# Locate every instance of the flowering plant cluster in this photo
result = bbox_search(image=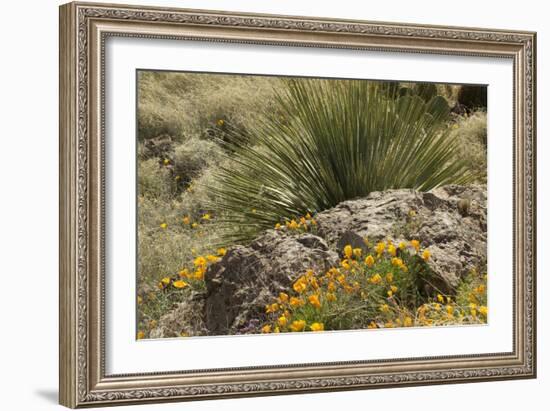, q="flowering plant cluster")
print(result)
[274,213,318,233]
[259,240,487,333]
